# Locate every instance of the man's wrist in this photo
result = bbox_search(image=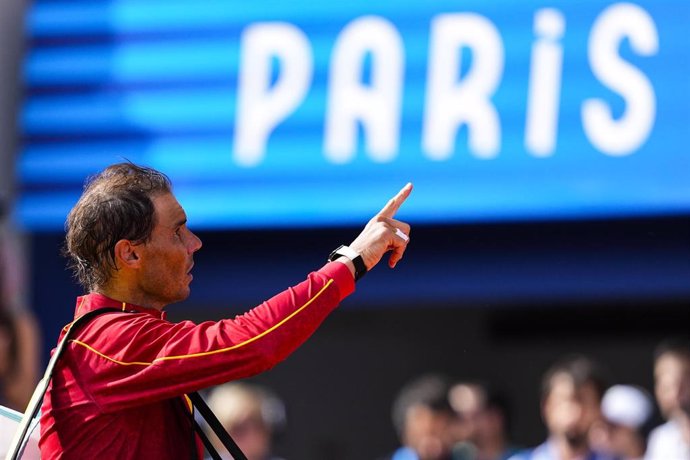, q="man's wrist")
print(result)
[328,245,367,281]
[332,257,356,280]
